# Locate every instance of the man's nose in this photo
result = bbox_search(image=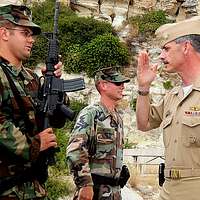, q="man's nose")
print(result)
[159,49,166,60]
